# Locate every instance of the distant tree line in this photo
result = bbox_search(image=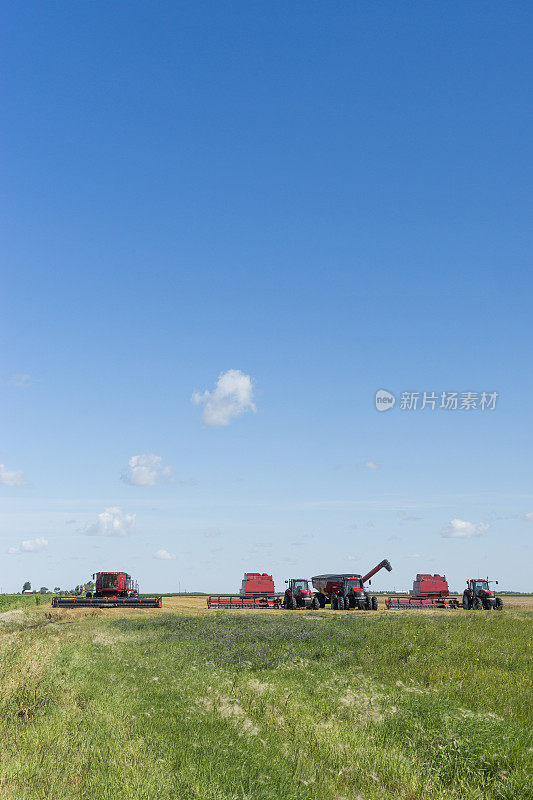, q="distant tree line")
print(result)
[21,581,95,595]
